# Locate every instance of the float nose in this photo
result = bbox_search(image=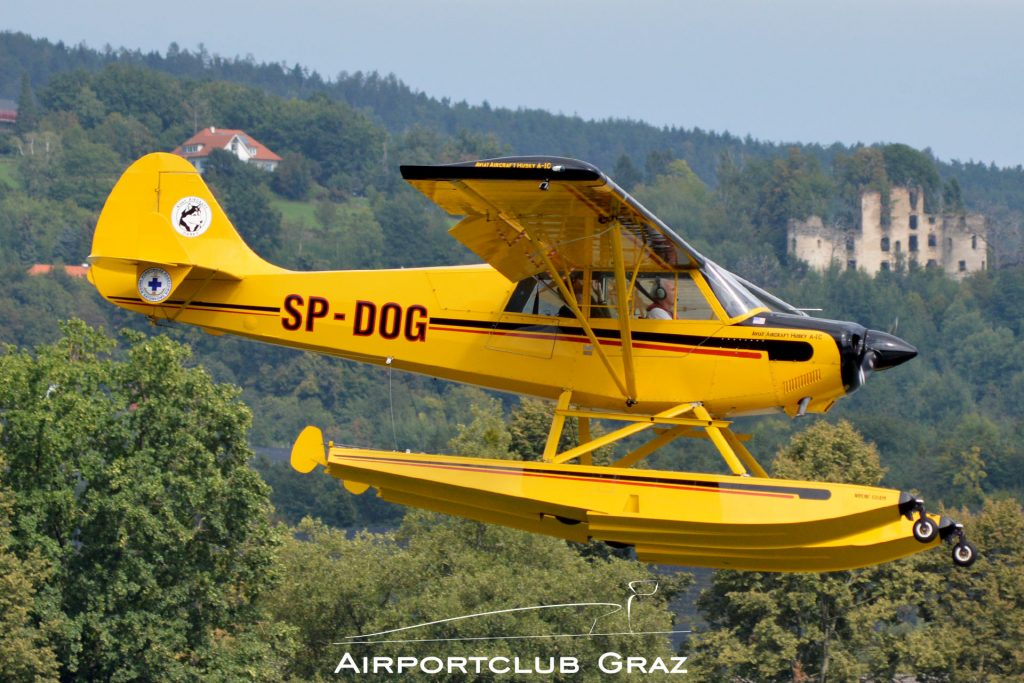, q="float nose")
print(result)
[864,330,918,371]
